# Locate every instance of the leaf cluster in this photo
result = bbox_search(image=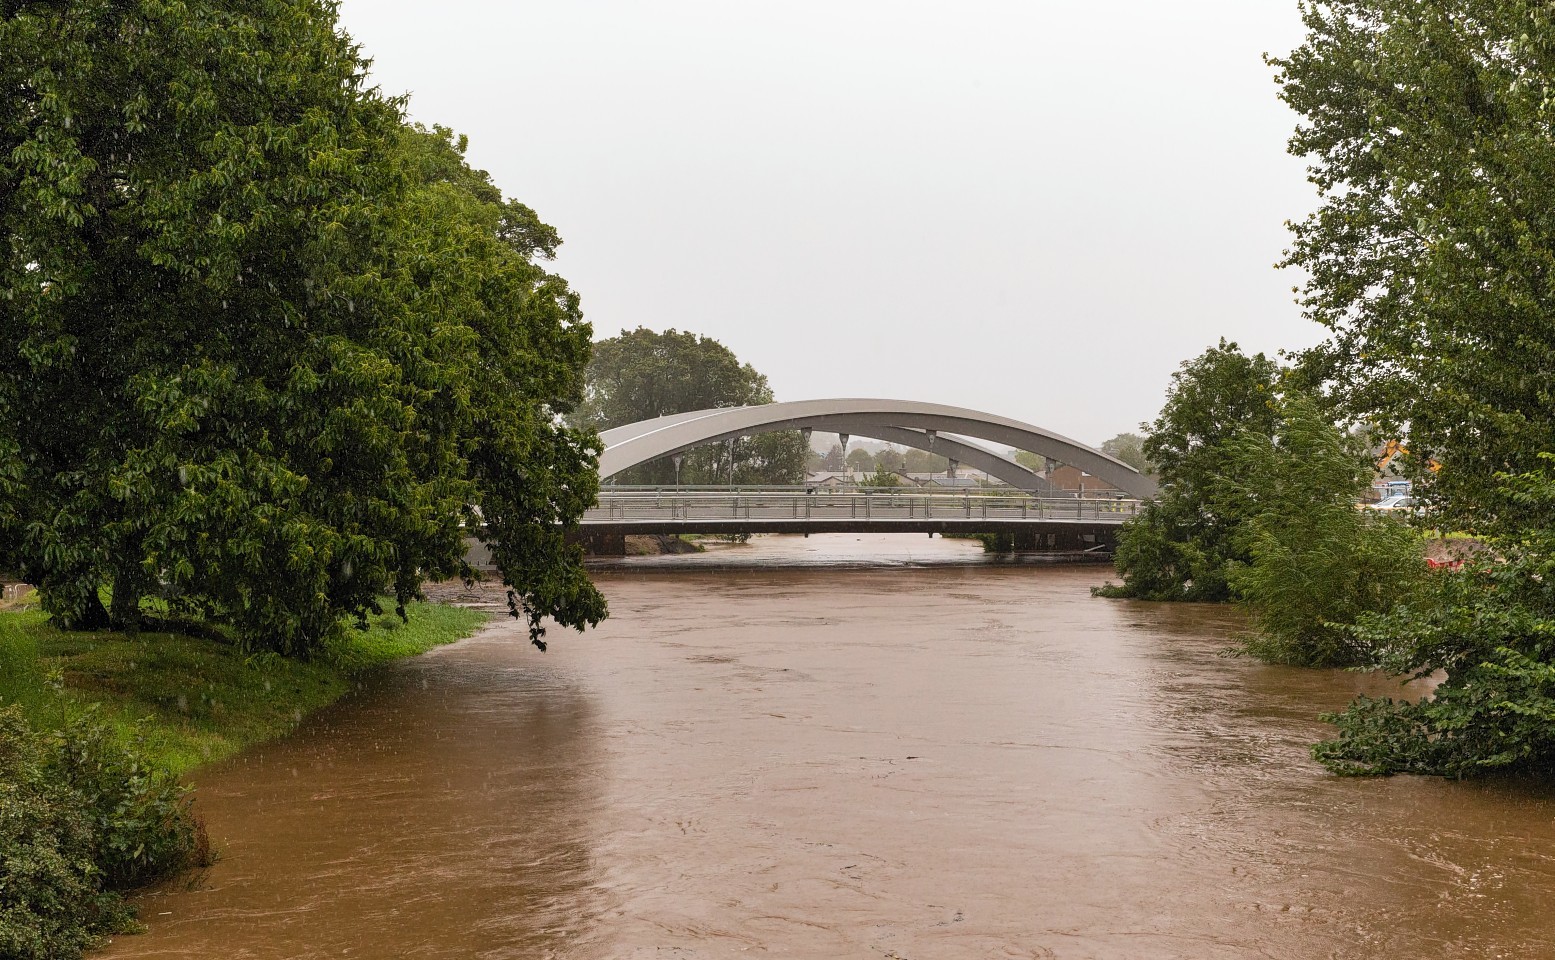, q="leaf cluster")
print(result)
[0,703,197,960]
